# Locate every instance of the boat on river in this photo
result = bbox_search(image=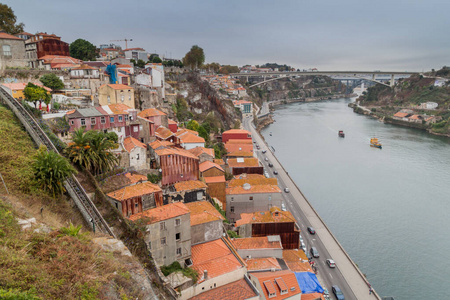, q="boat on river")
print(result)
[370,138,382,149]
[338,130,345,138]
